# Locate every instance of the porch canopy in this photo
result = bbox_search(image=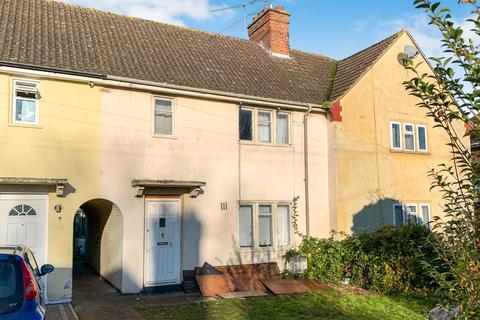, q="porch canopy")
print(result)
[0,177,69,197]
[131,179,206,197]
